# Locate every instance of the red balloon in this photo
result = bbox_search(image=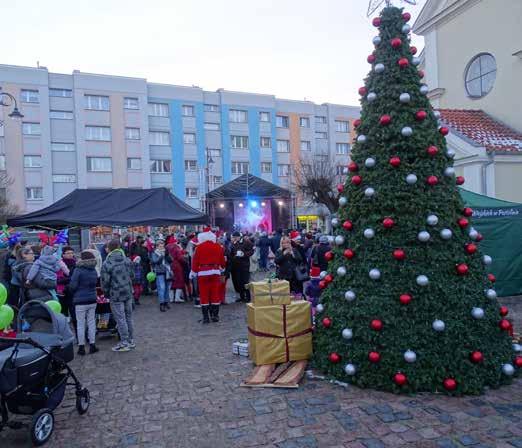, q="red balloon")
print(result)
[499,319,511,331]
[418,70,425,78]
[456,263,469,276]
[398,58,410,68]
[465,243,477,254]
[322,317,332,328]
[348,161,359,172]
[470,351,484,363]
[380,114,392,126]
[458,218,469,228]
[499,306,509,317]
[367,54,376,64]
[415,110,428,121]
[351,175,362,186]
[344,249,355,259]
[394,372,408,386]
[353,119,361,128]
[393,249,406,261]
[488,273,496,283]
[439,126,450,136]
[358,86,367,96]
[370,319,383,331]
[399,294,412,305]
[329,352,341,363]
[324,274,334,284]
[389,156,401,167]
[463,207,473,217]
[343,220,353,231]
[372,17,381,27]
[410,46,418,55]
[426,175,439,186]
[319,280,327,290]
[515,356,522,368]
[391,38,402,49]
[383,217,395,229]
[443,378,457,391]
[337,184,344,193]
[368,351,381,363]
[324,251,334,261]
[456,176,465,185]
[402,12,411,22]
[427,145,438,156]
